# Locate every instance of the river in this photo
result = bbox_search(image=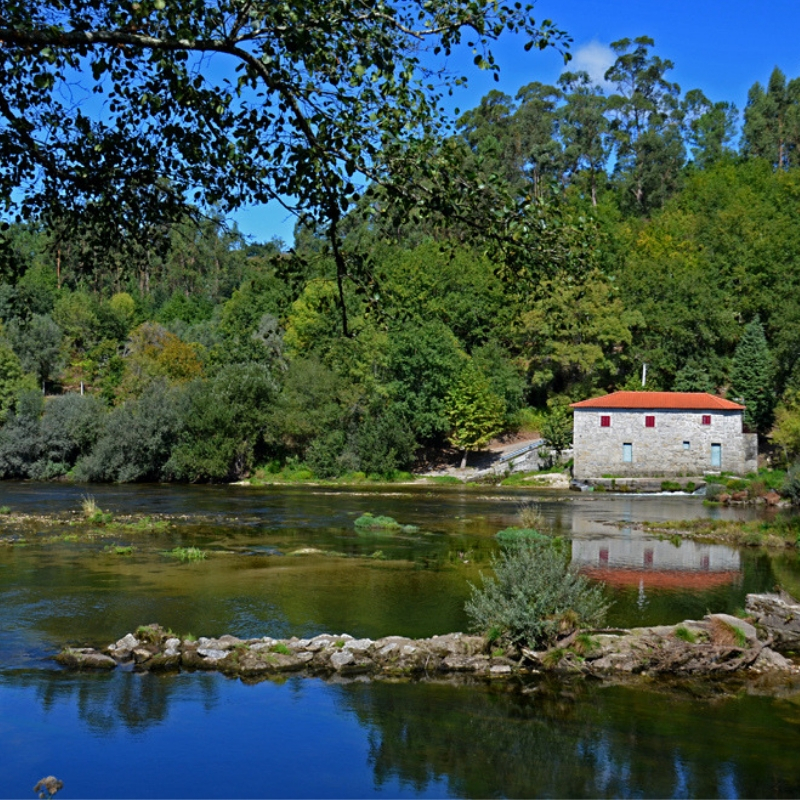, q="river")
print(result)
[1,483,799,798]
